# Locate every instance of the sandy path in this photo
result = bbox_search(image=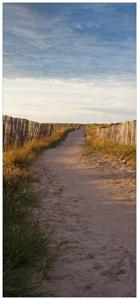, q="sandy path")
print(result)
[32,127,136,297]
